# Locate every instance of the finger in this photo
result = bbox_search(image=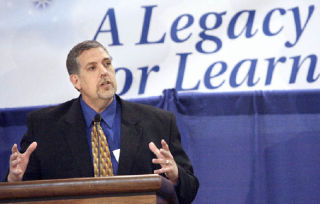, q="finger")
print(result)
[11,144,18,154]
[24,142,37,158]
[154,169,162,175]
[148,142,161,158]
[161,139,170,151]
[160,148,173,159]
[11,169,22,176]
[11,158,20,167]
[10,152,19,162]
[152,158,170,165]
[154,167,170,175]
